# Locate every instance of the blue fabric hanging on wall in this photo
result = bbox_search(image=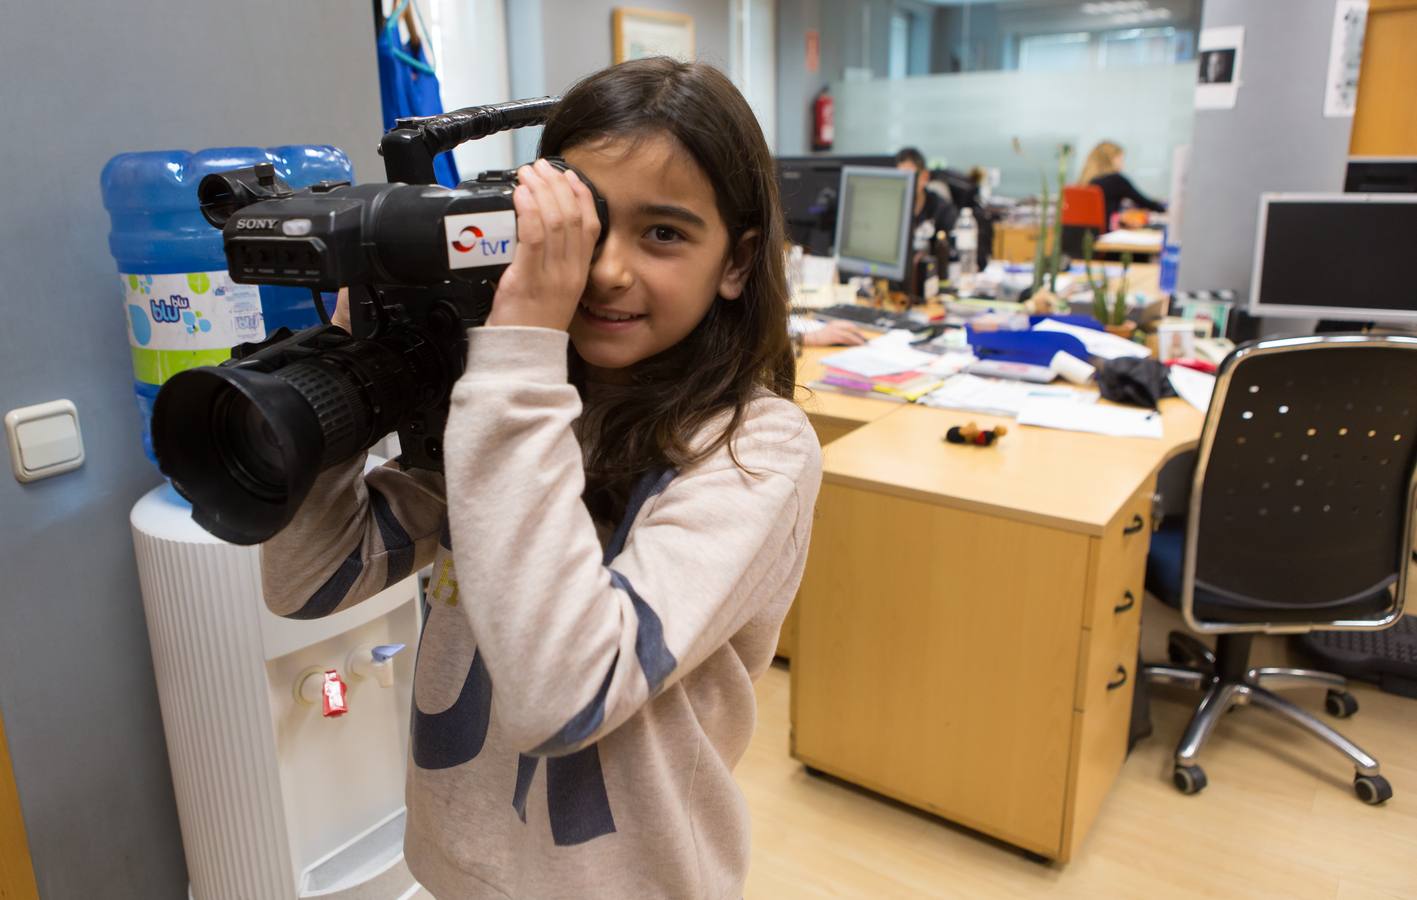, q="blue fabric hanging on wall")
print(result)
[376,5,460,187]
